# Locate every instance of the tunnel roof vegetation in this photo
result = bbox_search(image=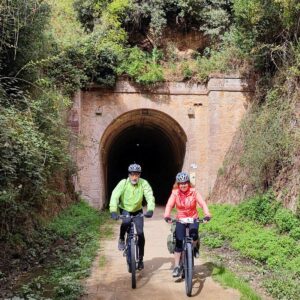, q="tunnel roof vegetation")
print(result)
[39,0,300,90]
